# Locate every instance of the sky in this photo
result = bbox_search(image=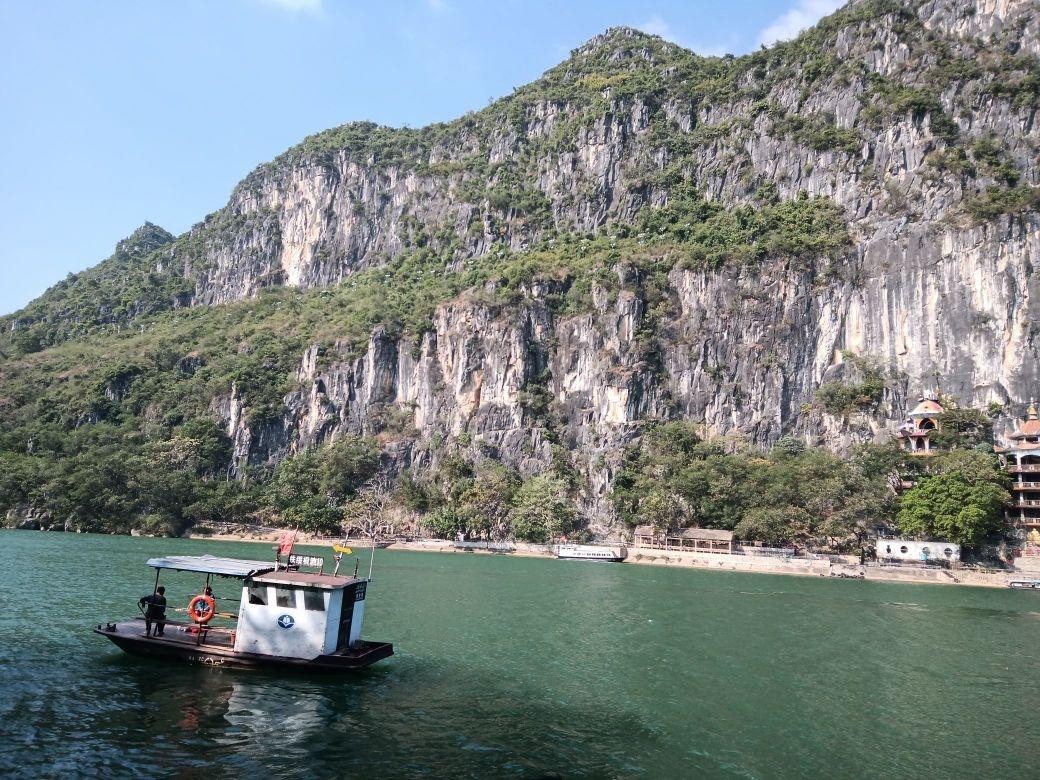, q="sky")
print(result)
[0,0,843,316]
